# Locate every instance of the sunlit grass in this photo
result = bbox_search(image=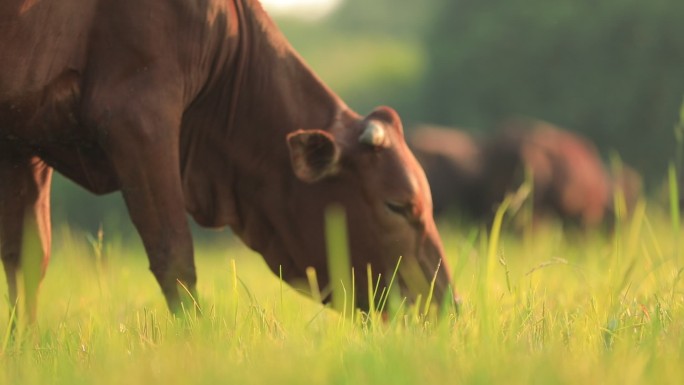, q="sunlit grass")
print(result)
[1,200,684,384]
